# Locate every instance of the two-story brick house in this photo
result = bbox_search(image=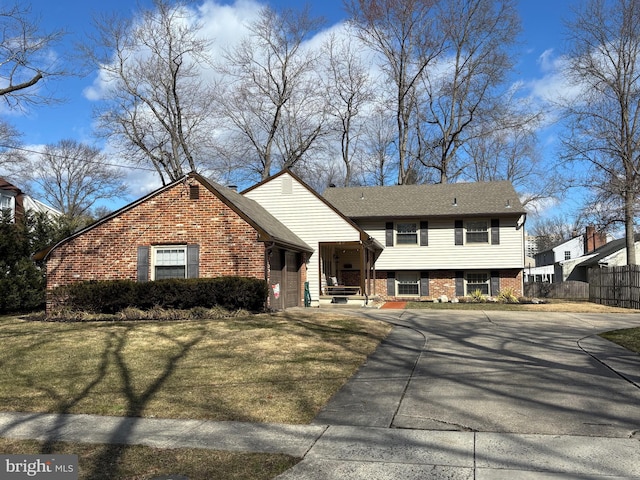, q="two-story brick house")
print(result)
[325,179,526,300]
[41,169,527,310]
[246,170,527,304]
